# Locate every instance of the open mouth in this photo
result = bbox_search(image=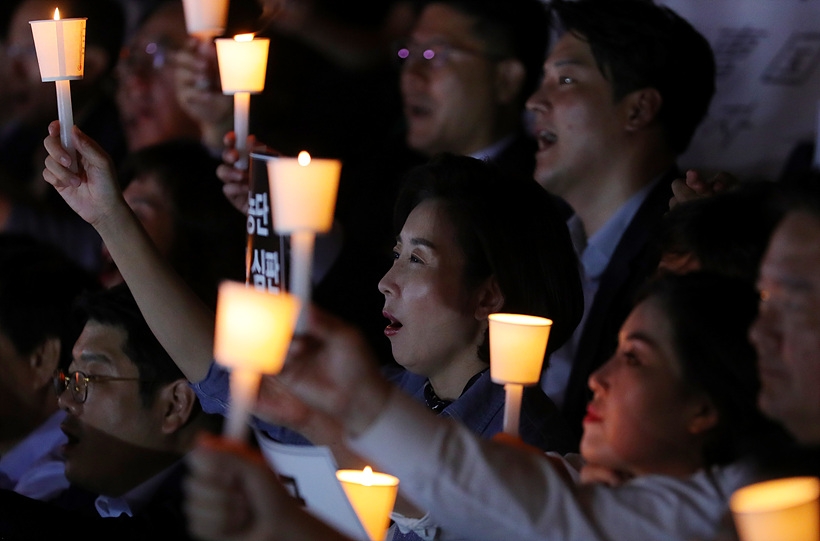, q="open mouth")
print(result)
[536,130,557,150]
[383,312,403,336]
[60,423,81,453]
